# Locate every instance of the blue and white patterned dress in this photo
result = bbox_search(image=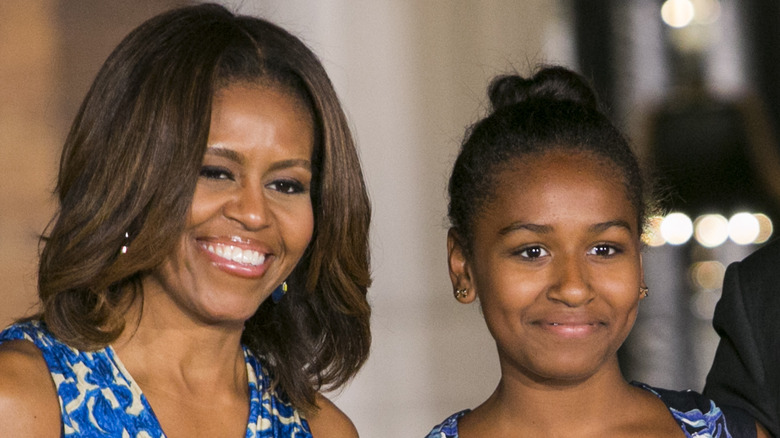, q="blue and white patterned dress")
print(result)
[0,321,312,438]
[426,382,756,438]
